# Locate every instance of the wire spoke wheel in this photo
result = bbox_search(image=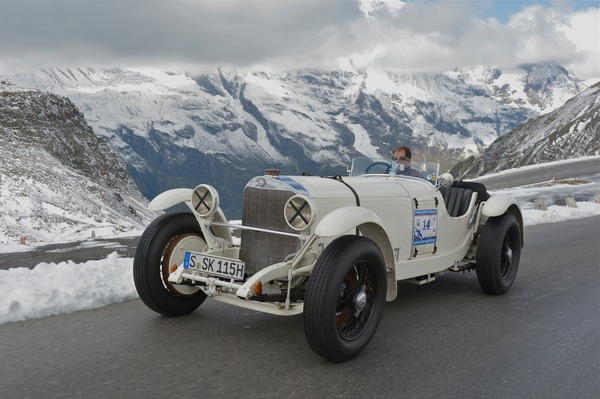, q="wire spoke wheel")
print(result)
[336,262,376,340]
[476,213,522,295]
[304,235,387,362]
